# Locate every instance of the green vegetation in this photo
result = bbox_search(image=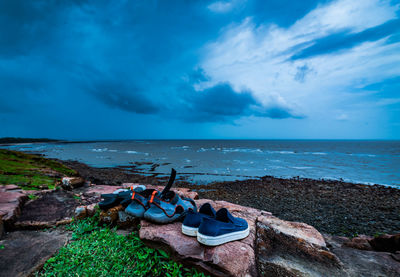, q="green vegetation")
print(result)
[28,194,39,200]
[0,149,77,190]
[37,213,208,277]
